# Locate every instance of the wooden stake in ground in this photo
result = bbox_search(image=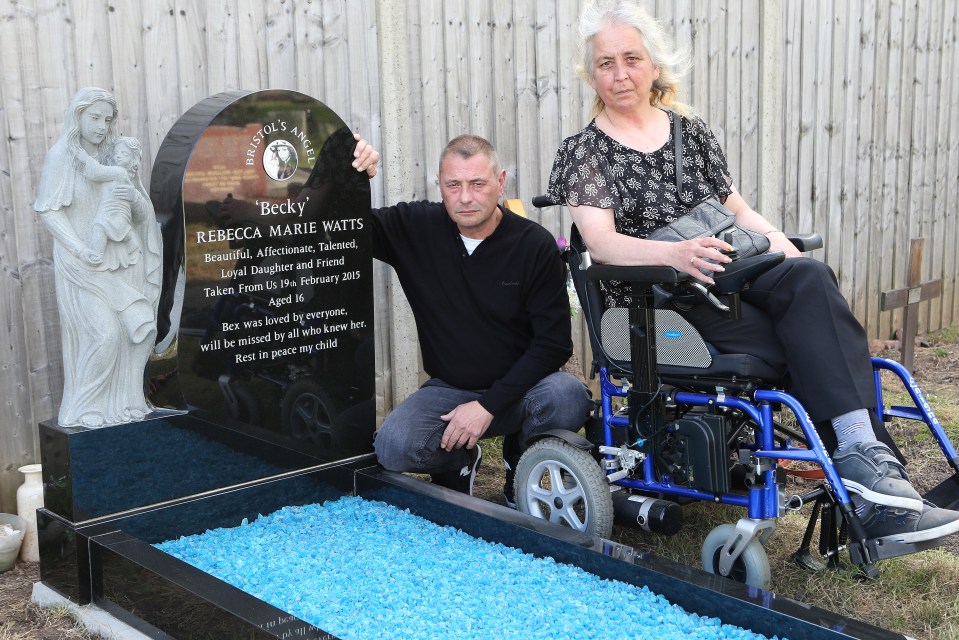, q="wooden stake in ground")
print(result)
[880,238,942,372]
